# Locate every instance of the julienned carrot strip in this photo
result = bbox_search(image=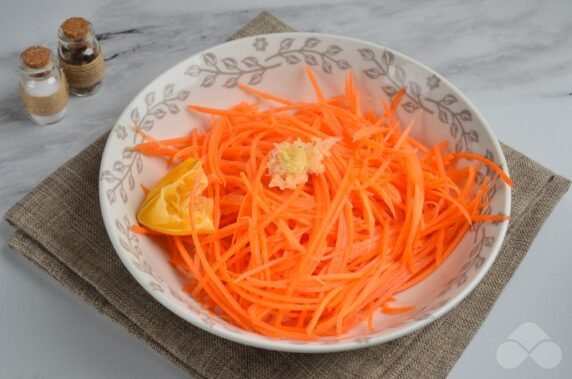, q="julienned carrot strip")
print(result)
[471,214,510,222]
[139,184,150,195]
[207,117,227,184]
[447,152,513,186]
[133,66,512,338]
[131,225,162,236]
[382,302,414,314]
[305,65,325,102]
[237,83,292,105]
[390,87,407,111]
